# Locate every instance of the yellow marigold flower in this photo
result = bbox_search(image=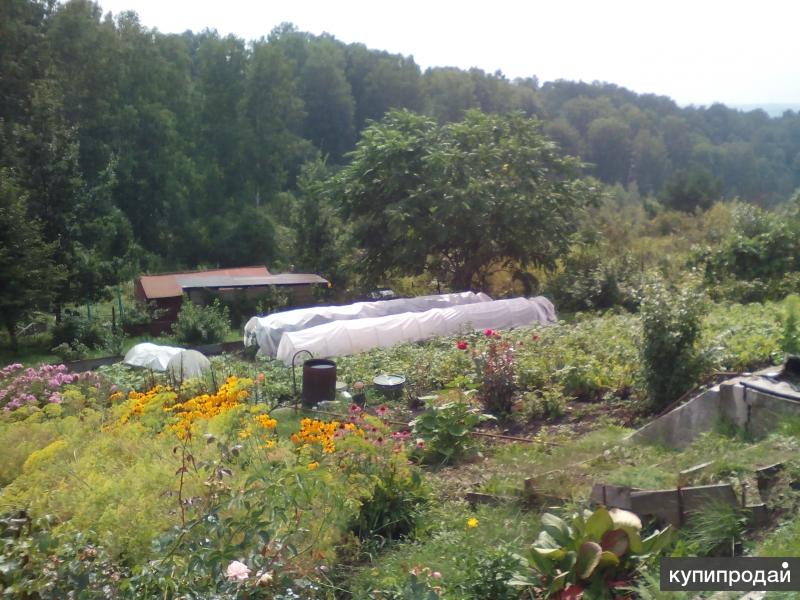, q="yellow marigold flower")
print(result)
[256,415,277,429]
[467,517,479,528]
[307,461,320,470]
[260,439,275,449]
[238,429,252,439]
